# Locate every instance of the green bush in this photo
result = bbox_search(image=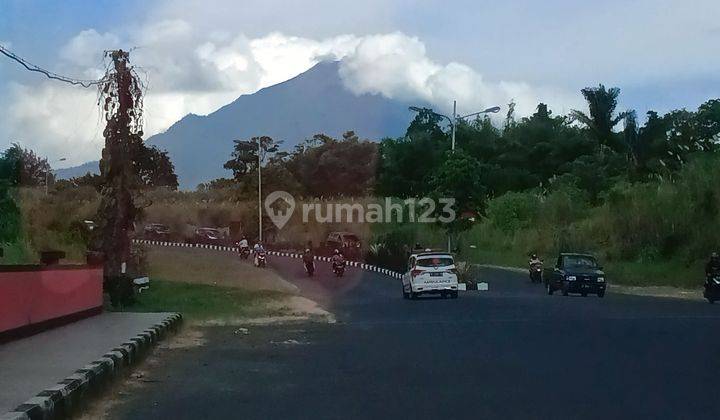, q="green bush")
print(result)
[485,191,540,233]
